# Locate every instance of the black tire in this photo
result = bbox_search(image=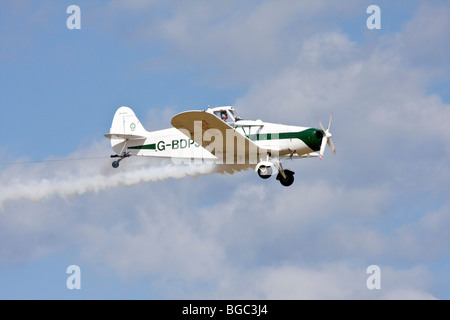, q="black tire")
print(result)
[277,170,295,187]
[258,166,272,179]
[112,161,120,168]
